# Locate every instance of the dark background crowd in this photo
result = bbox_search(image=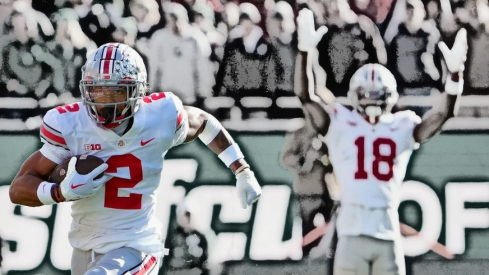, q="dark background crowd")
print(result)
[1,0,489,131]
